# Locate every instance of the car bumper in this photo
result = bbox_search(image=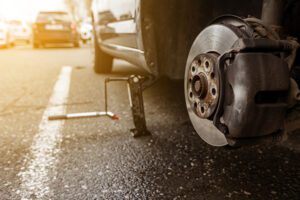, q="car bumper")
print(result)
[34,31,78,43]
[14,35,31,42]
